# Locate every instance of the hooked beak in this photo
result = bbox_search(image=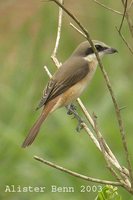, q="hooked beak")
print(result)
[104,47,118,54]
